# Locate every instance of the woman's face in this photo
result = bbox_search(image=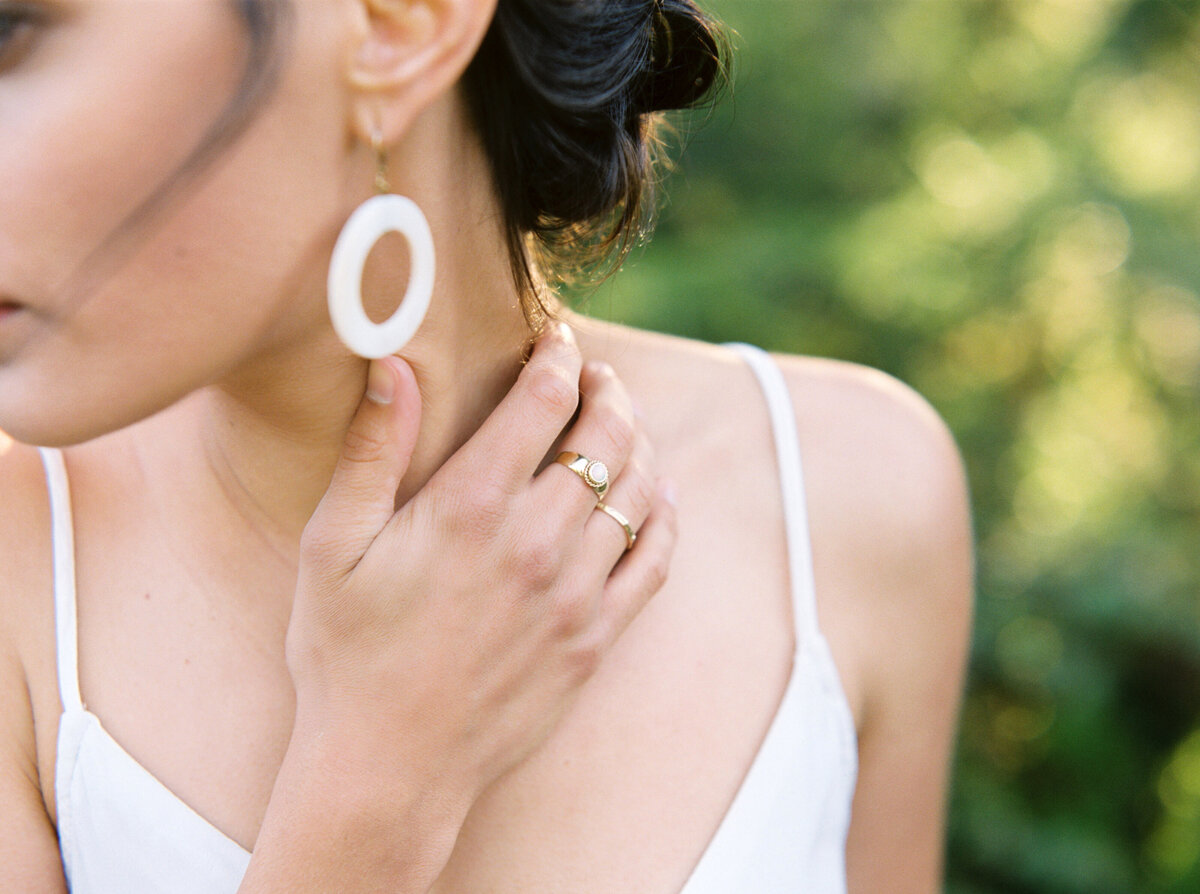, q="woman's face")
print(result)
[0,0,366,445]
